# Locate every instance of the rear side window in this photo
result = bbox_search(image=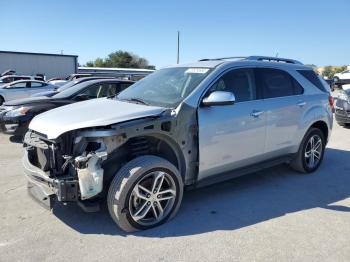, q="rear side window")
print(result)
[30,82,46,88]
[297,70,326,92]
[256,68,303,99]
